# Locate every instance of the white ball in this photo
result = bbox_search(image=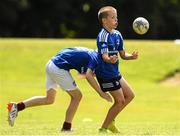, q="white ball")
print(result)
[133,17,149,35]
